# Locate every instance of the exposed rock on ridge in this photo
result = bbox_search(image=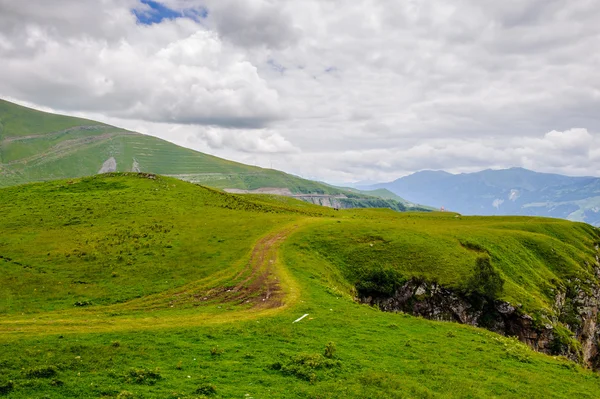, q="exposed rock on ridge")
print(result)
[359,245,600,368]
[225,187,348,208]
[98,157,117,173]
